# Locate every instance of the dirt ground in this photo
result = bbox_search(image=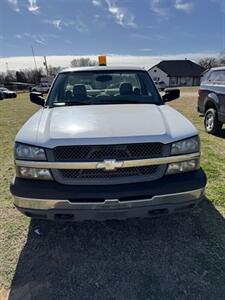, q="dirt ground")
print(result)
[6,201,225,300]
